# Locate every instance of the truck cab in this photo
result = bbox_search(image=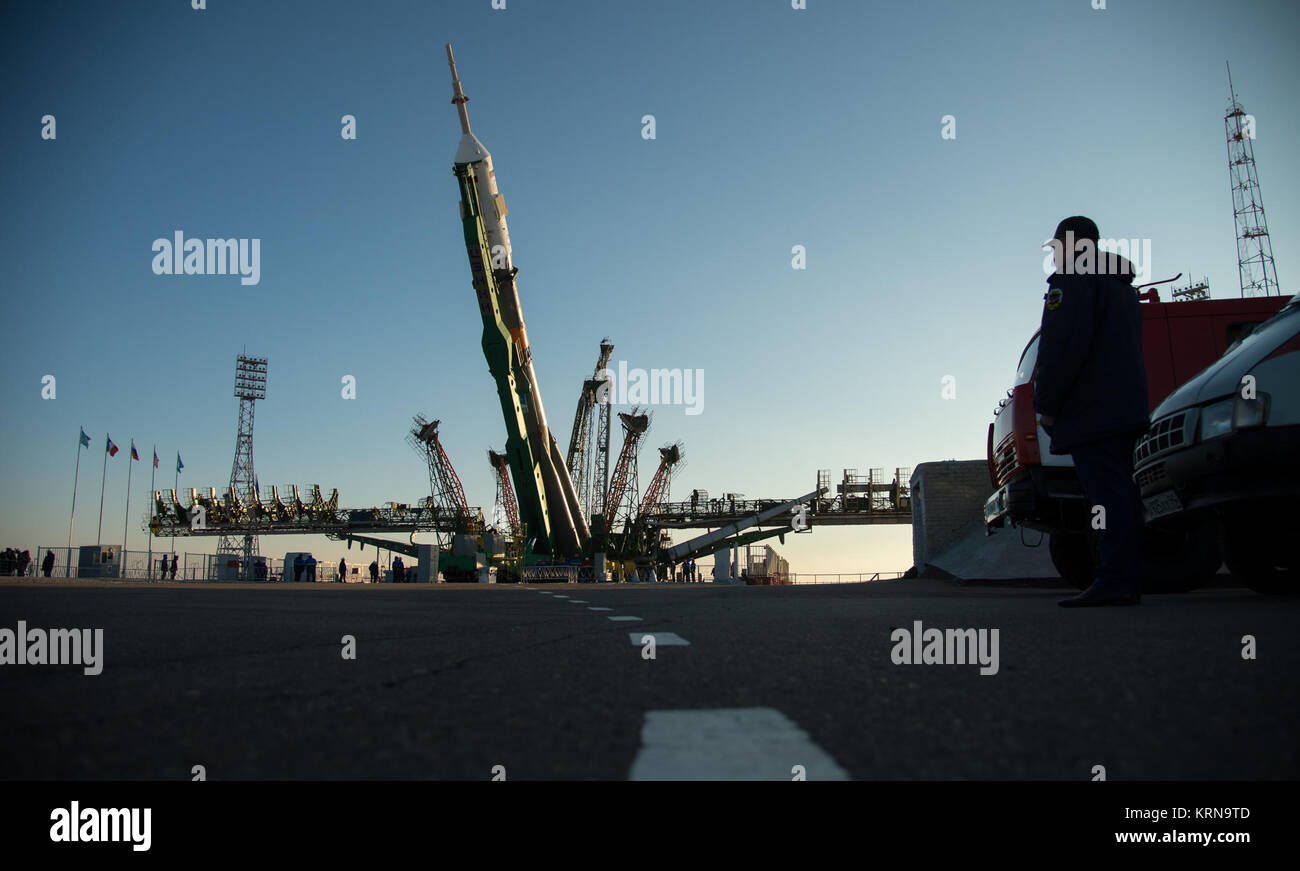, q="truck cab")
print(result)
[985,289,1286,589]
